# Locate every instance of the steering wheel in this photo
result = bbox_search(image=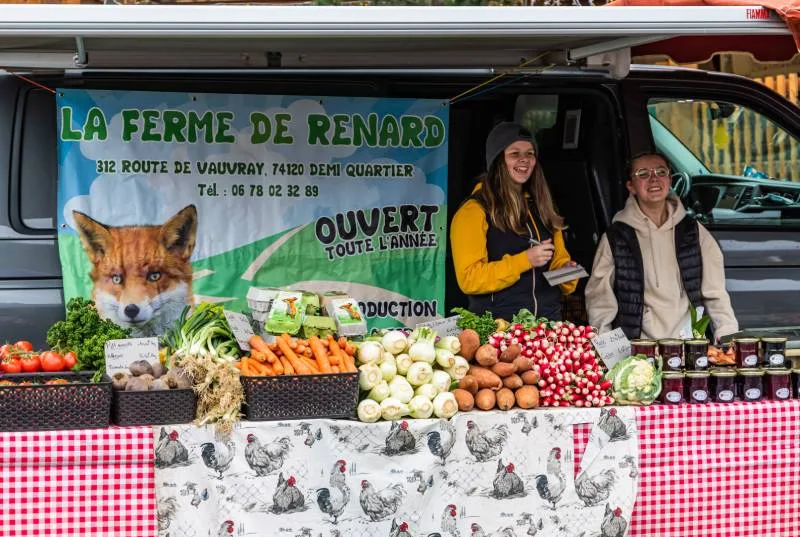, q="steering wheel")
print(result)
[671,172,691,199]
